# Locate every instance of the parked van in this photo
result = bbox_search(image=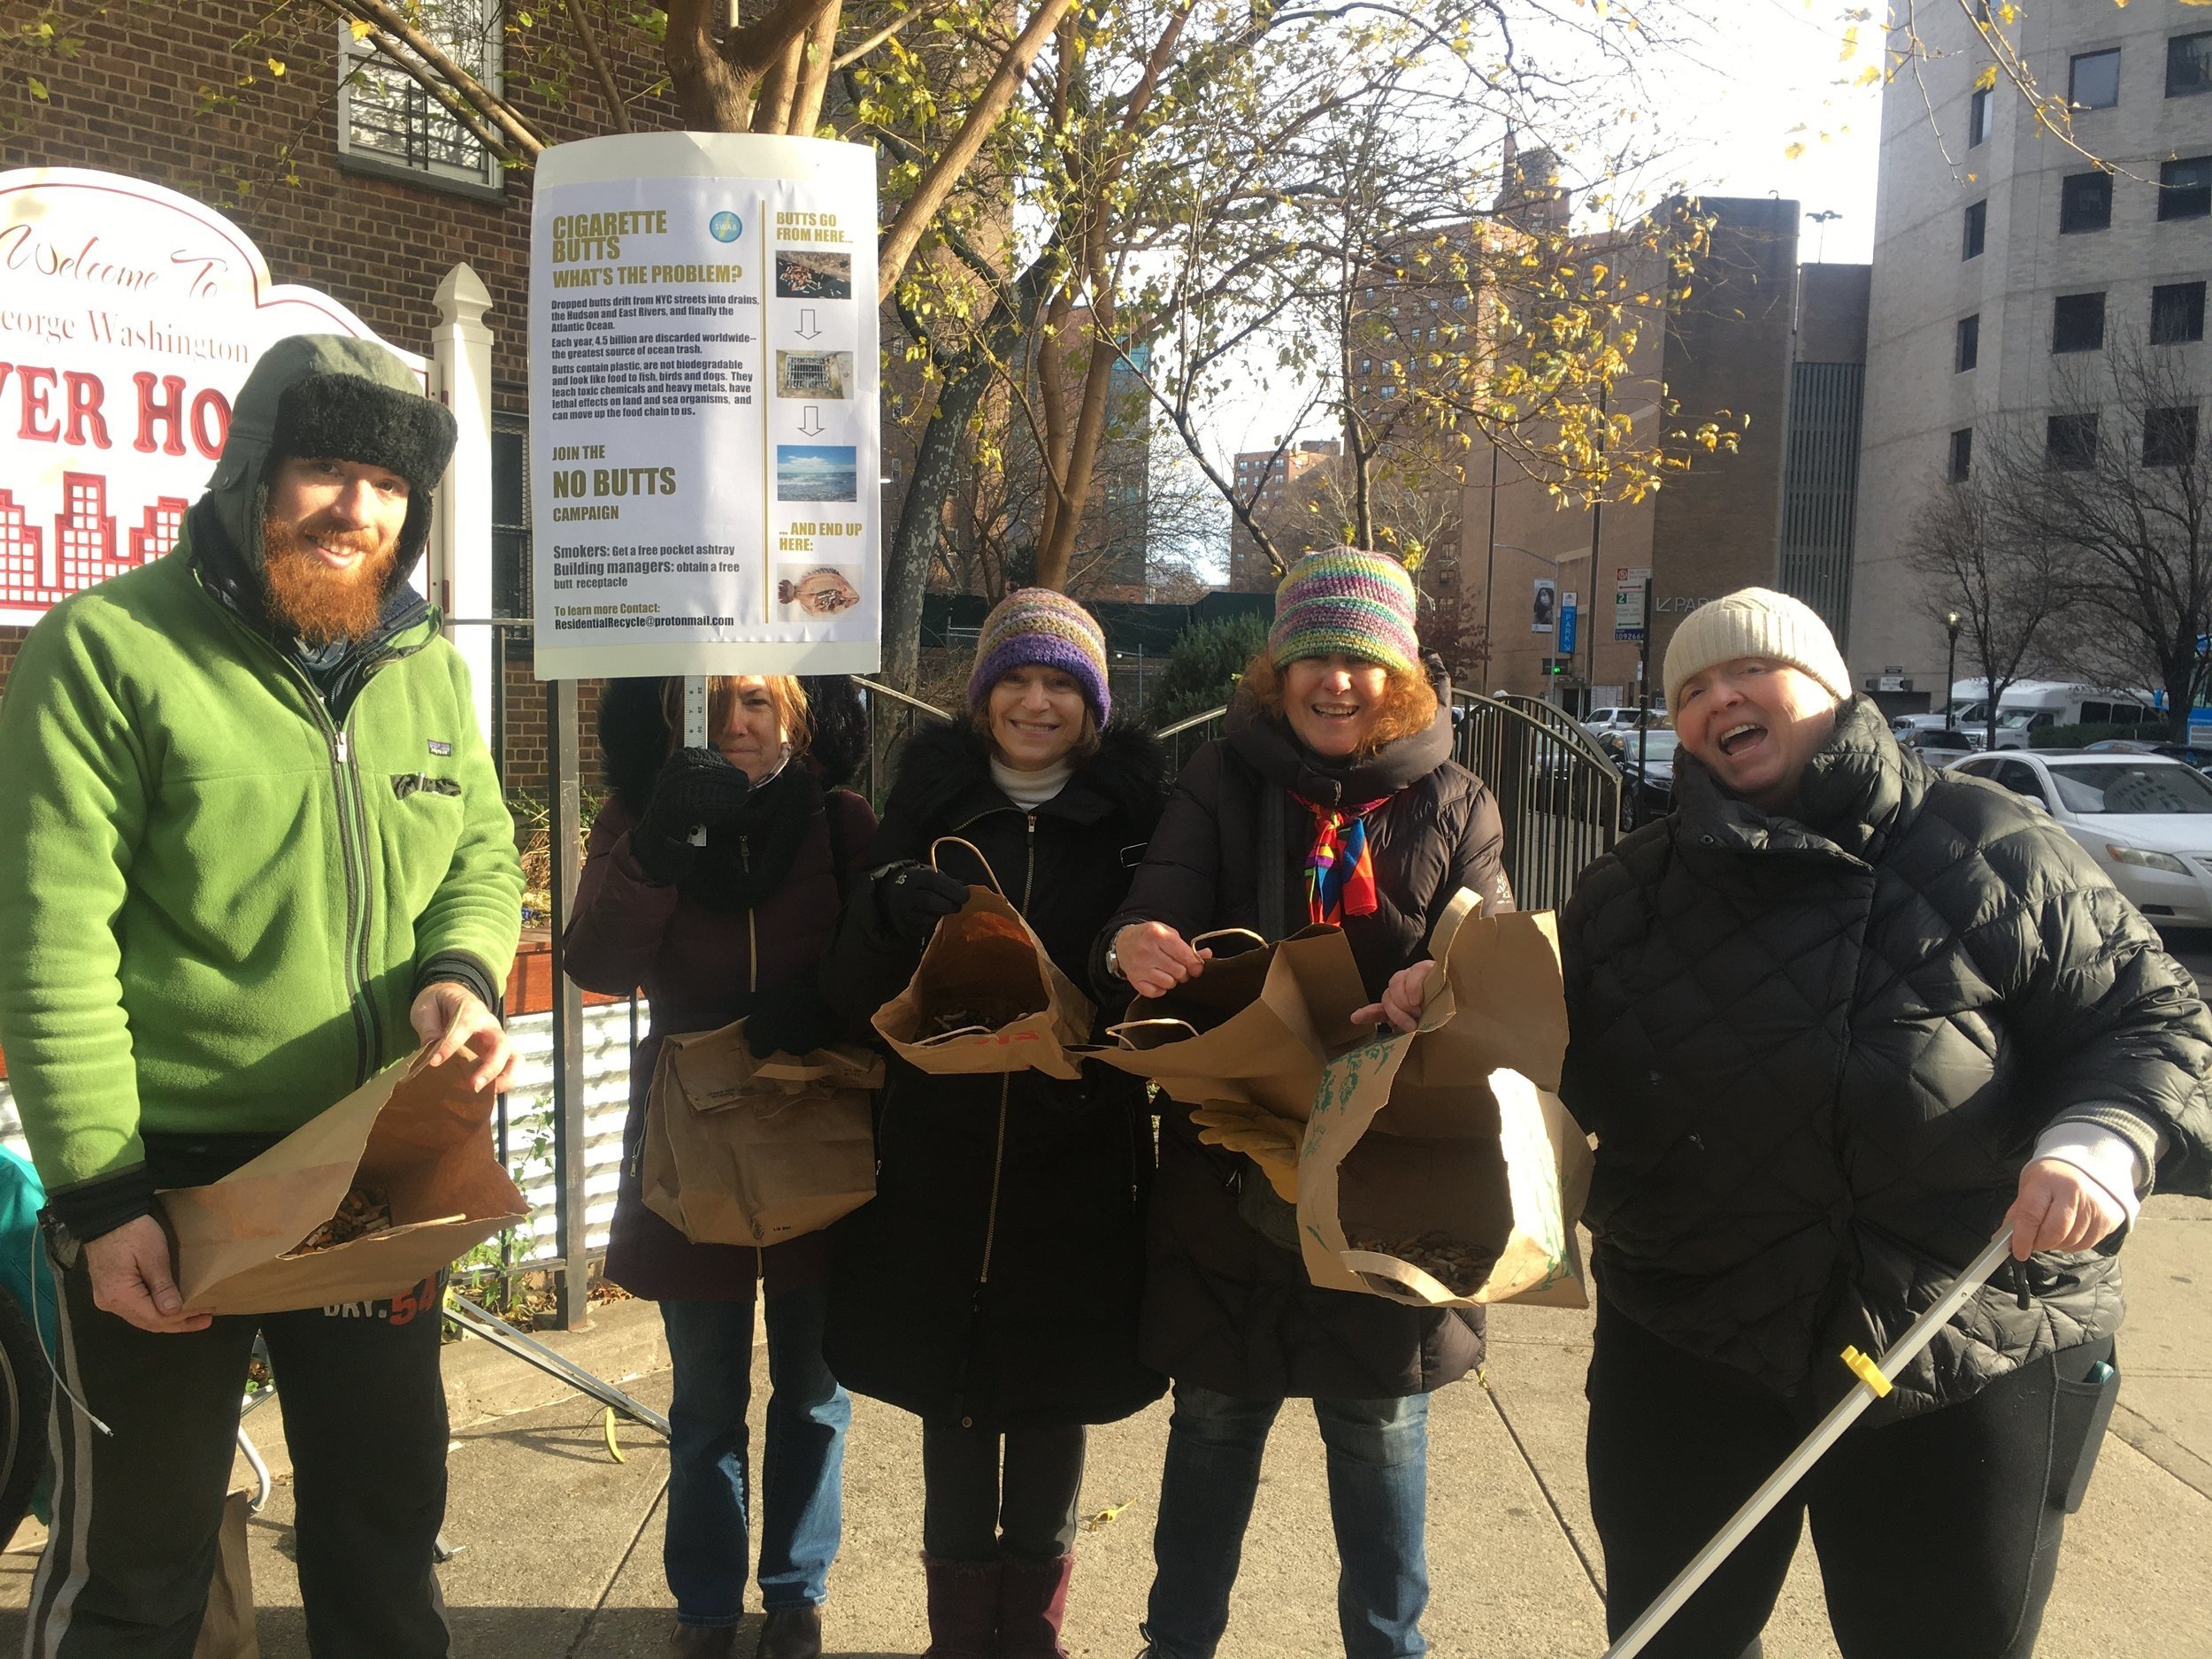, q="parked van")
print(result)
[1982,681,2160,749]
